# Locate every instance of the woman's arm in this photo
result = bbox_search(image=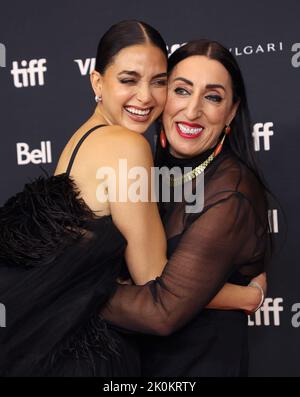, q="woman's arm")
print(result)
[117,279,266,312]
[206,277,265,312]
[102,193,265,335]
[106,129,167,285]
